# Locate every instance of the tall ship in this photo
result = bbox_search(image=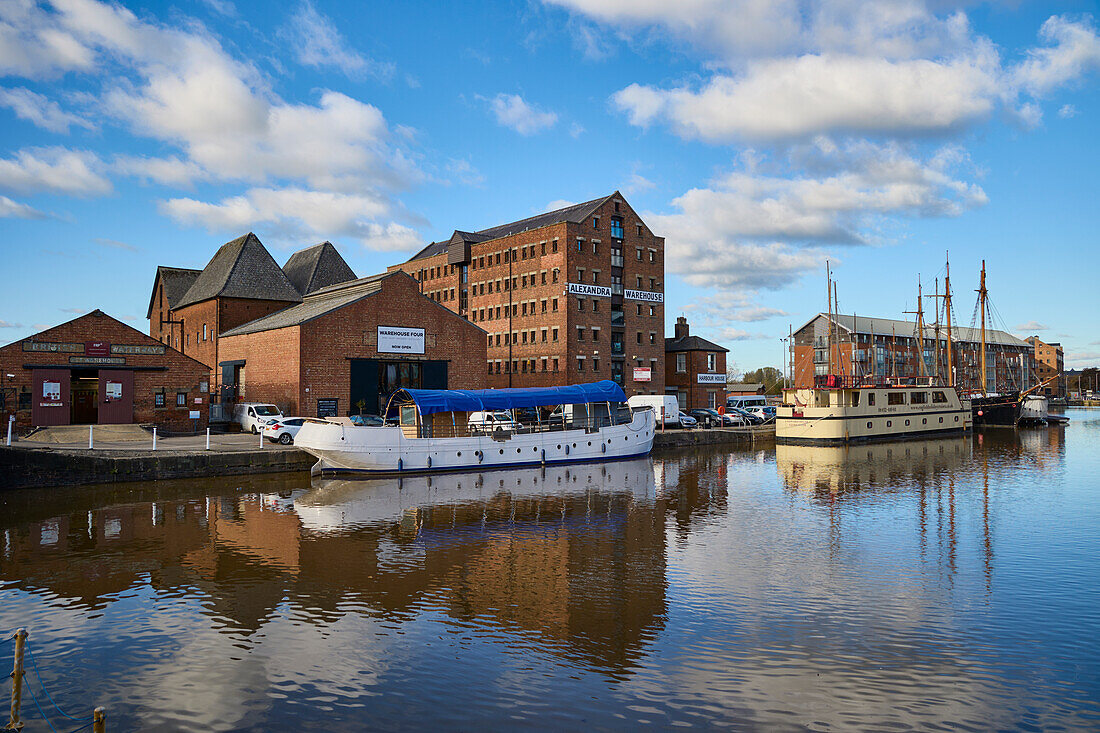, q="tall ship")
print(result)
[777,261,973,445]
[294,380,656,476]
